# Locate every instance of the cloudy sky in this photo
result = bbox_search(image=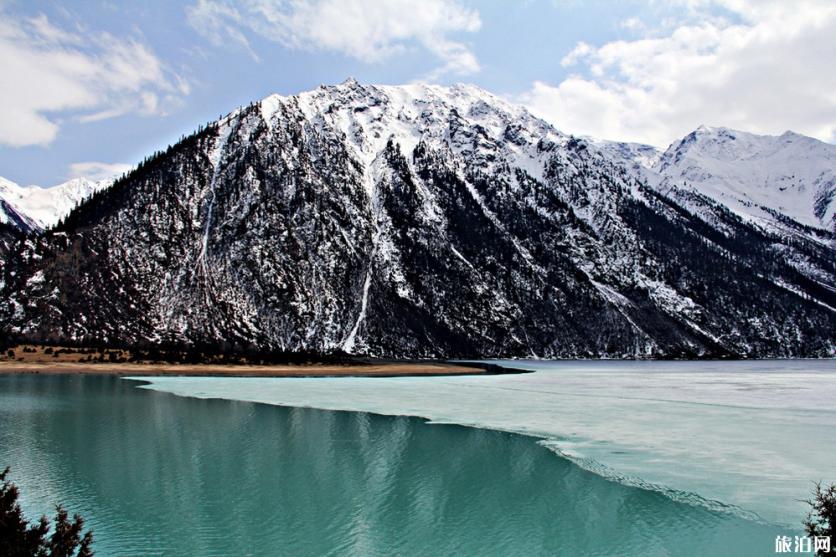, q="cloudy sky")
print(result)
[1,0,834,186]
